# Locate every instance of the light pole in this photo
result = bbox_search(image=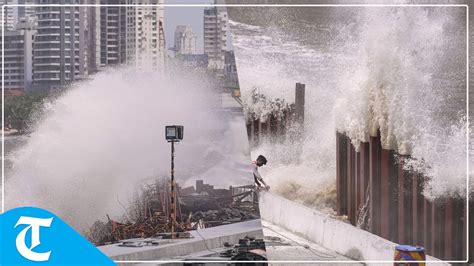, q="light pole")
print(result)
[165,125,184,238]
